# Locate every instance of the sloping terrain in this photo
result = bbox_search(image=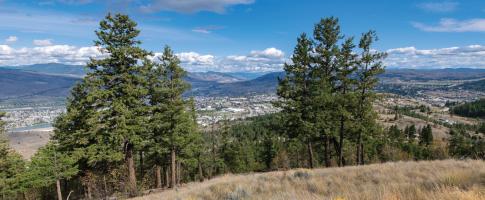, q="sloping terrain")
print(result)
[456,79,485,92]
[381,68,485,81]
[0,68,80,104]
[133,160,485,200]
[2,65,485,102]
